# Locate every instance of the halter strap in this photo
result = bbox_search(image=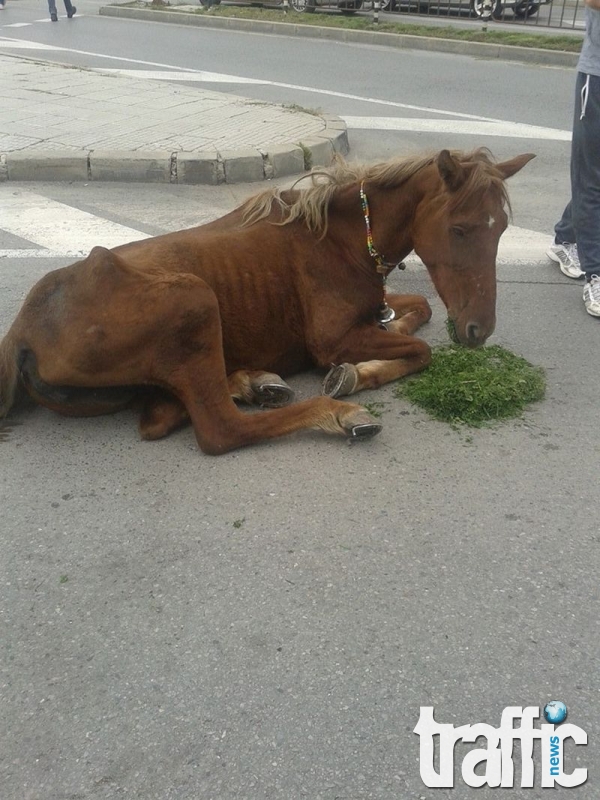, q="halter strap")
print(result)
[359,181,405,274]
